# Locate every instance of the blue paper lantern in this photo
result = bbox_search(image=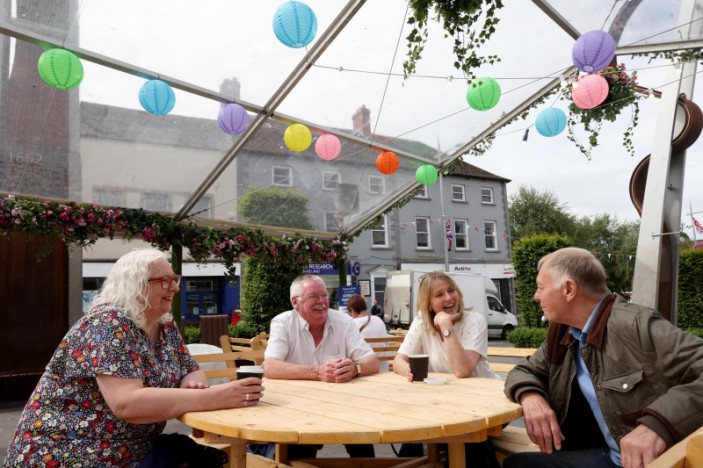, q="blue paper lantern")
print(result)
[535,108,567,137]
[572,30,616,73]
[139,79,175,115]
[218,103,249,135]
[273,1,317,48]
